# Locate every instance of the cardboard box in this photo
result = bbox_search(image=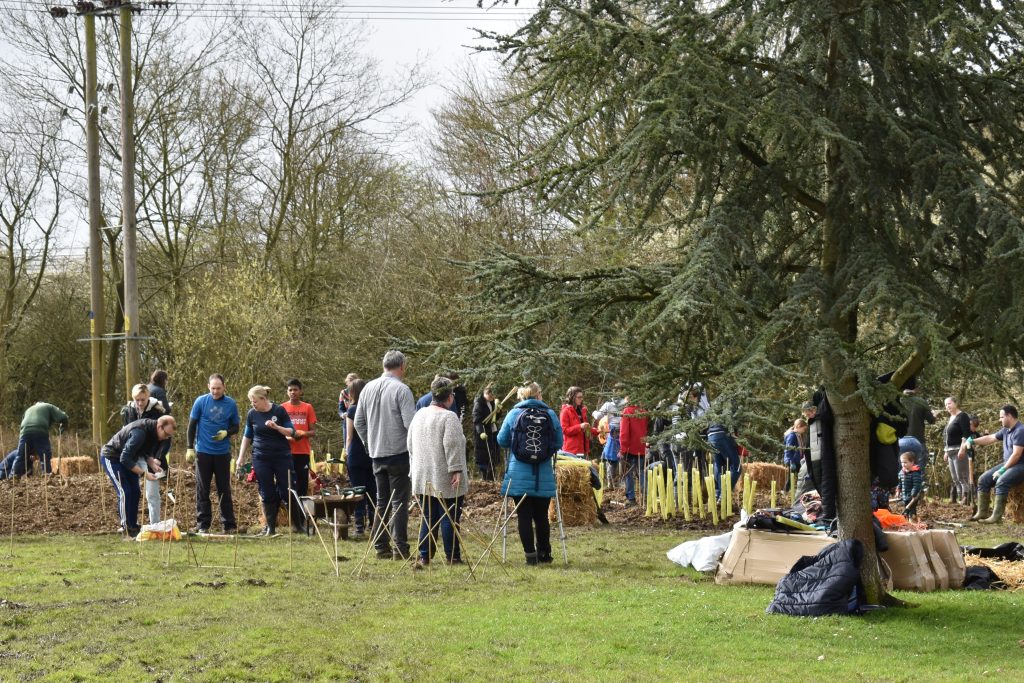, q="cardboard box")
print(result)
[715,528,836,586]
[919,532,950,590]
[926,529,966,588]
[882,531,937,592]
